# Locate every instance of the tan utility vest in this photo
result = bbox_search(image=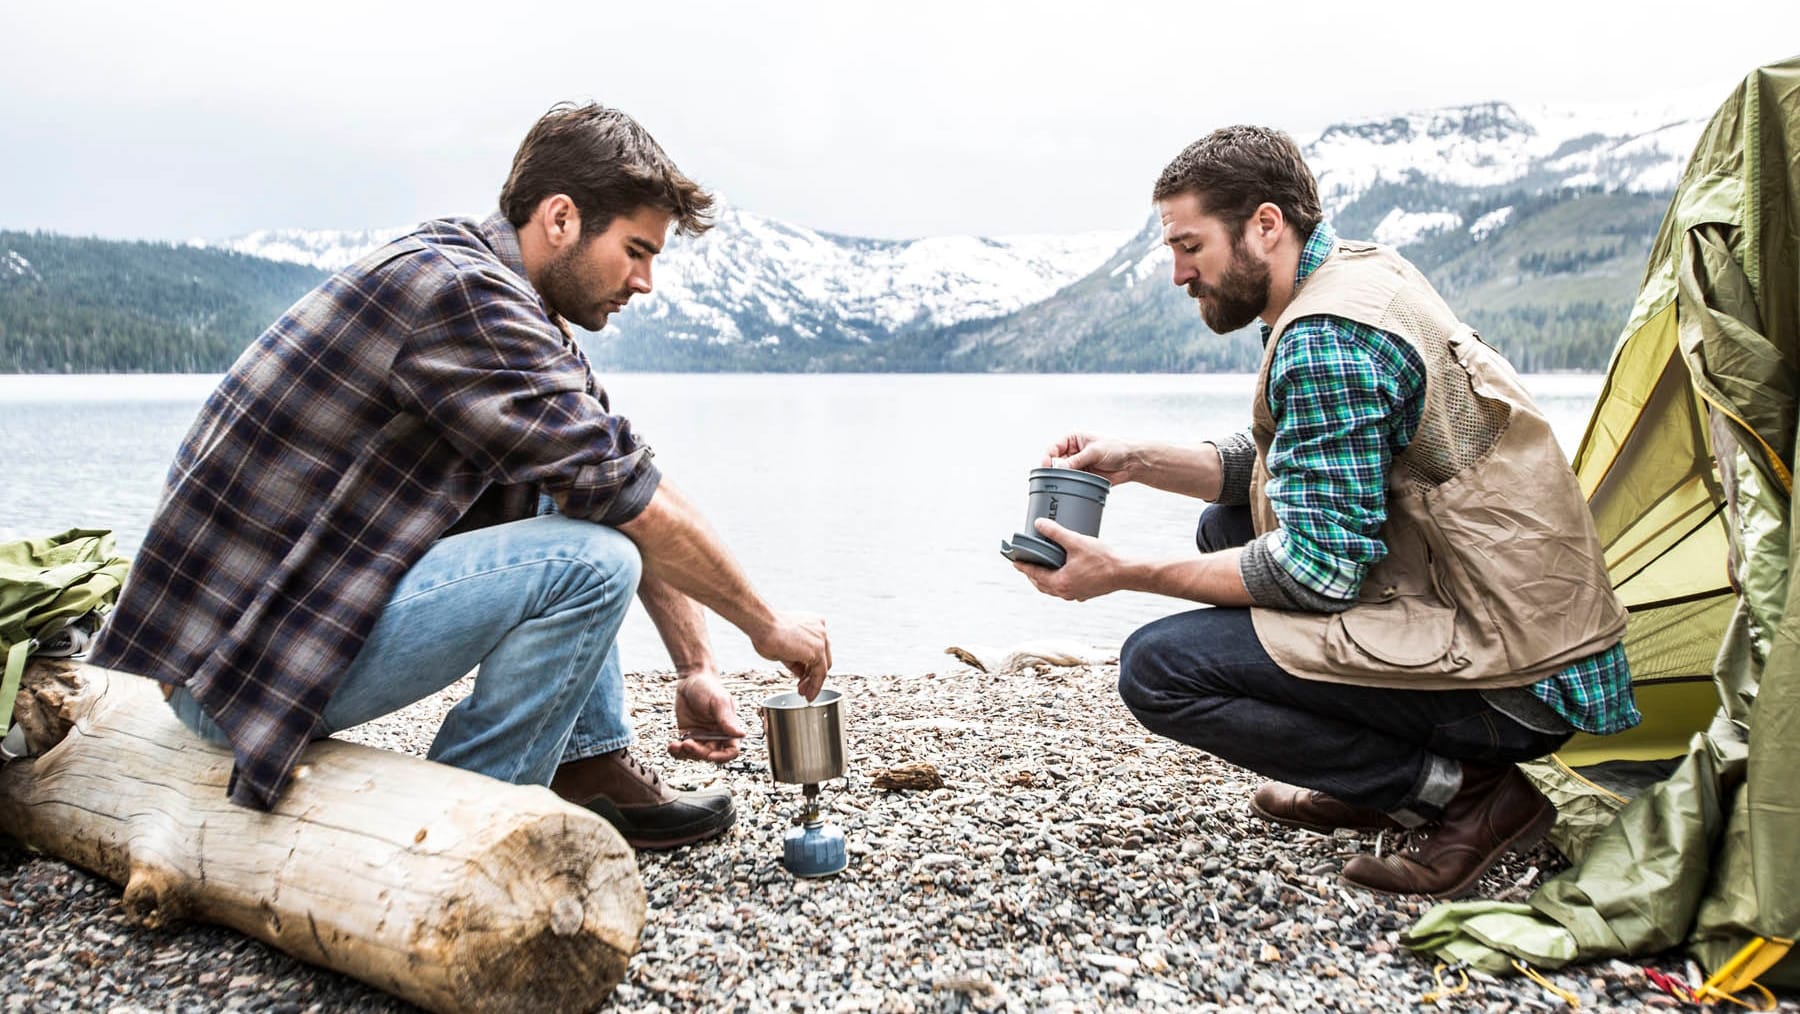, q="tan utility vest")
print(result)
[1247,240,1626,689]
